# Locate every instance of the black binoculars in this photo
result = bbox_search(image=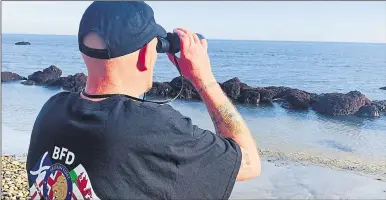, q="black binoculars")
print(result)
[157,33,205,54]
